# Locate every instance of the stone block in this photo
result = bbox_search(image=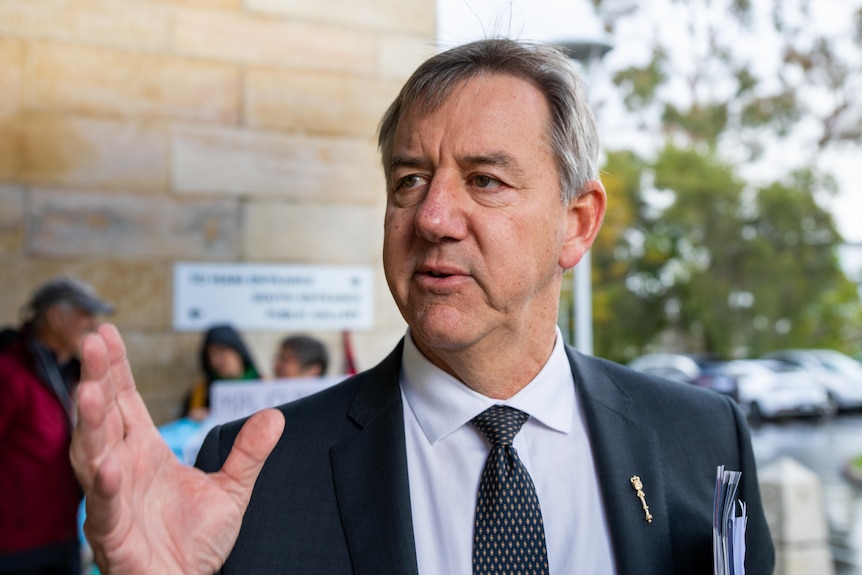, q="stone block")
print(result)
[79,262,172,330]
[243,0,435,35]
[244,68,402,138]
[242,201,382,264]
[173,7,376,73]
[0,0,172,51]
[171,124,382,202]
[759,456,834,575]
[27,188,241,260]
[0,40,23,181]
[5,259,172,330]
[123,330,201,425]
[0,257,27,324]
[760,456,830,545]
[378,34,438,80]
[20,114,170,190]
[152,0,241,8]
[0,38,23,117]
[27,43,240,123]
[0,185,25,256]
[773,546,835,575]
[0,119,20,181]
